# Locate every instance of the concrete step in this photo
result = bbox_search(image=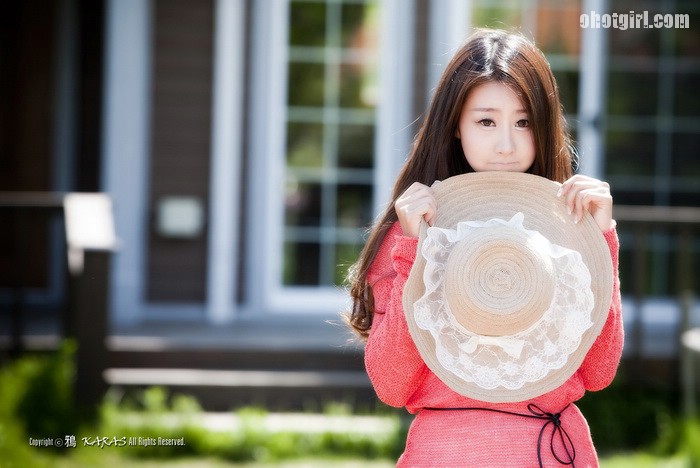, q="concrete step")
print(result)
[103,324,373,411]
[104,368,370,388]
[107,347,365,372]
[117,410,399,435]
[103,368,376,411]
